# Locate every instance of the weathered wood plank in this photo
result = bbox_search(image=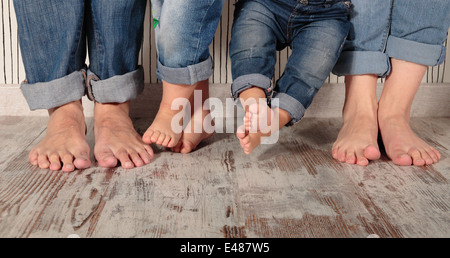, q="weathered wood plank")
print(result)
[0,117,449,238]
